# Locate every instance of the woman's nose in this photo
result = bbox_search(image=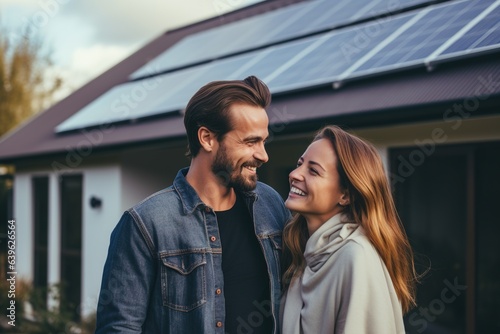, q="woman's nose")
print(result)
[289,166,303,182]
